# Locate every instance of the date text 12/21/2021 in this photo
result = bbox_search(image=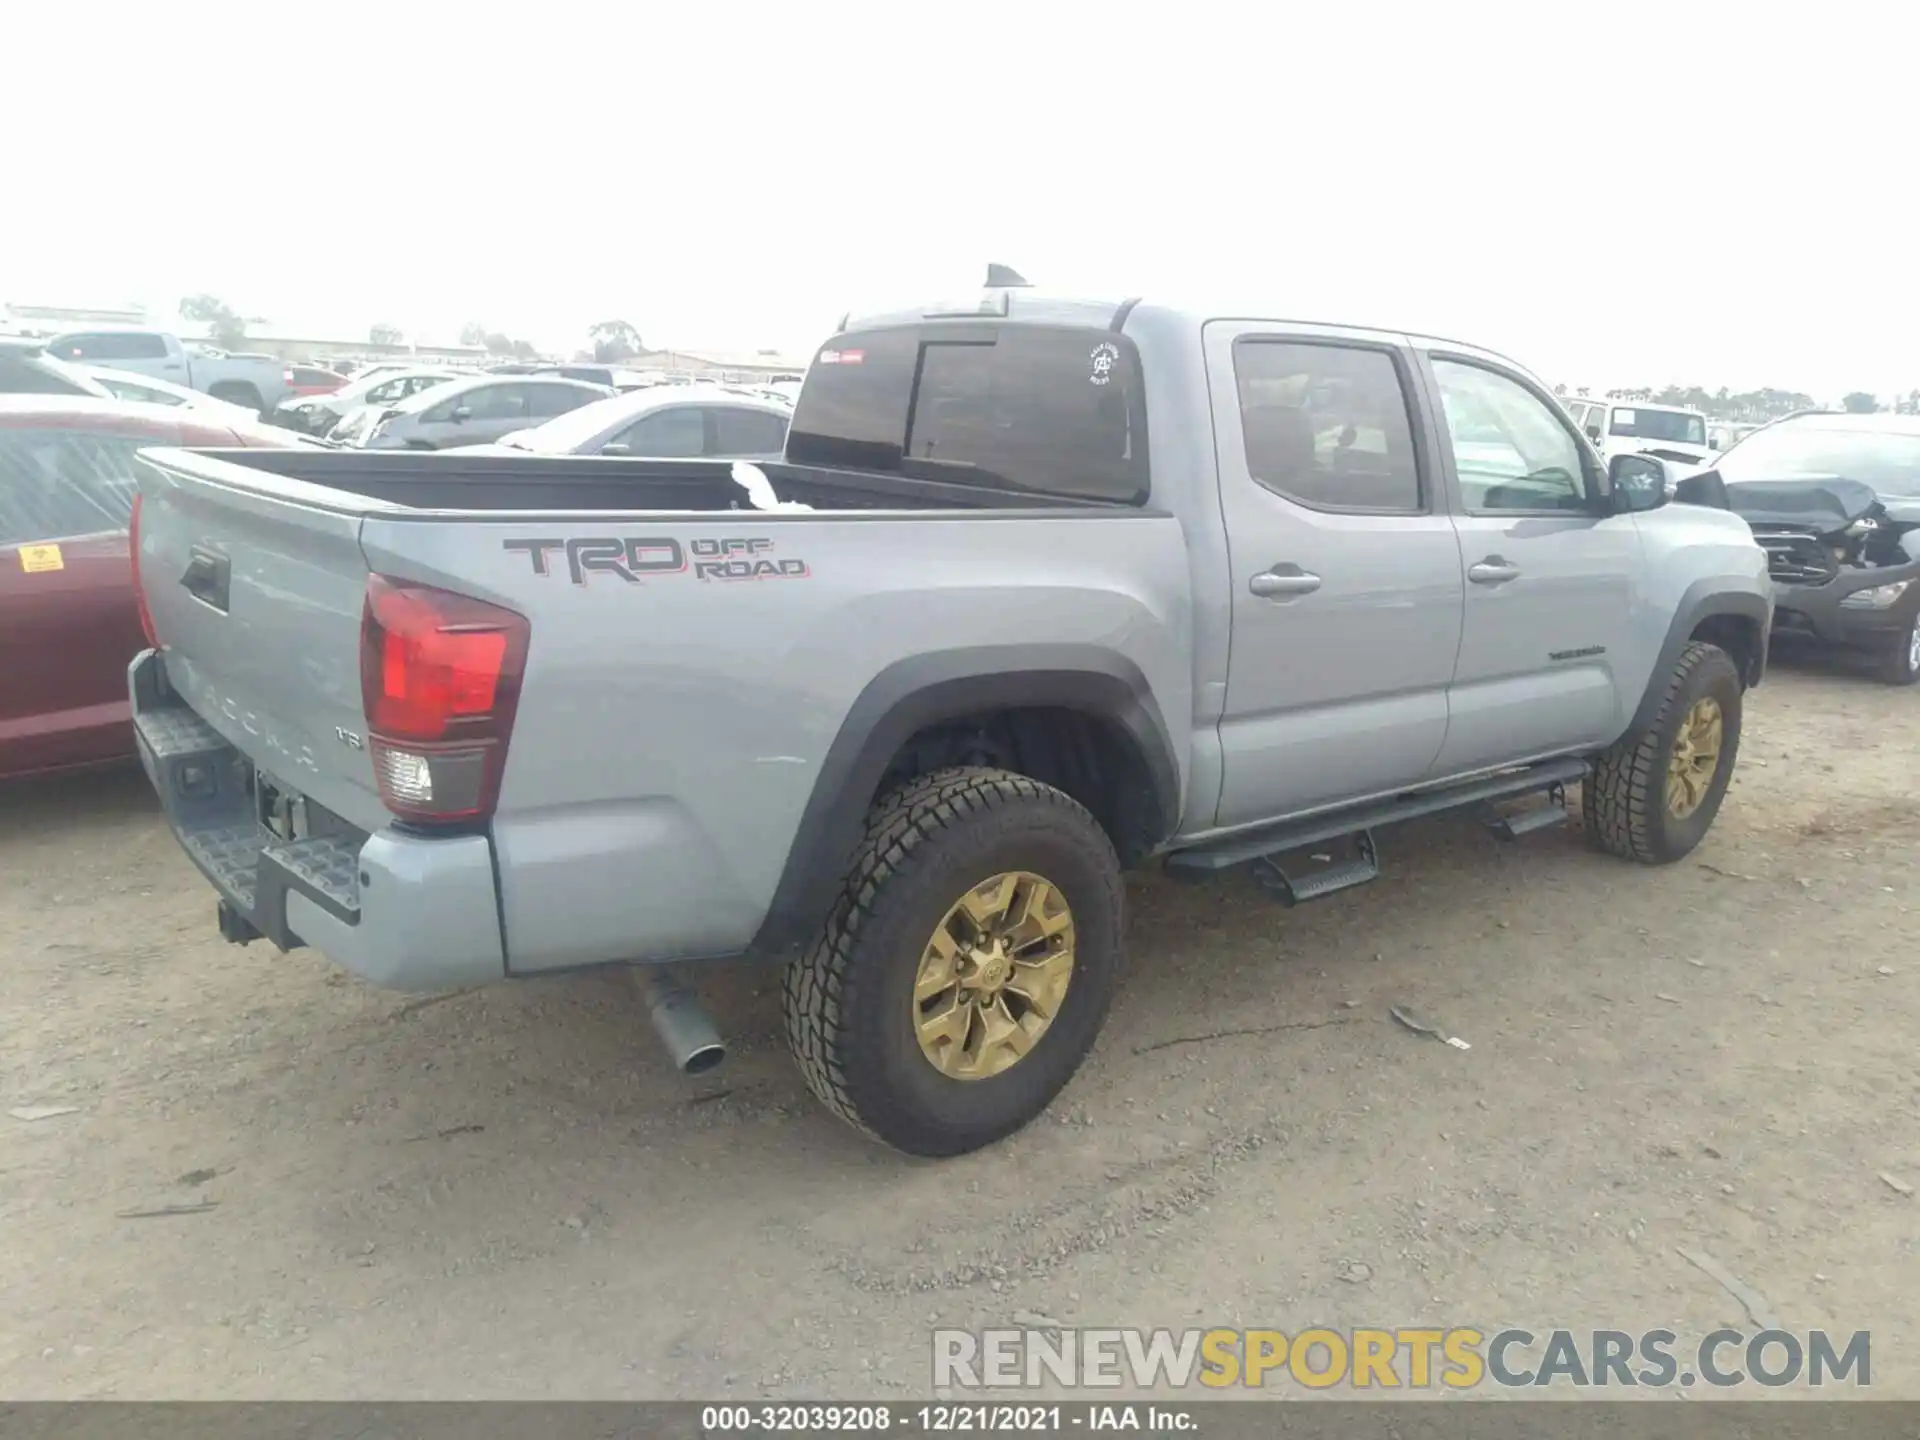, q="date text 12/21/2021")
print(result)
[699,1404,1197,1432]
